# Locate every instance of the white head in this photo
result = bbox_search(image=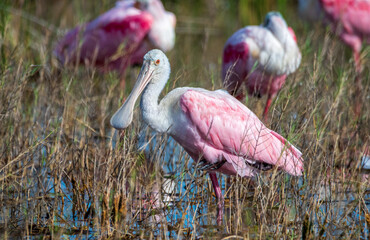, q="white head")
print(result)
[146,0,176,52]
[262,11,295,46]
[263,12,288,32]
[122,0,175,52]
[110,49,170,130]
